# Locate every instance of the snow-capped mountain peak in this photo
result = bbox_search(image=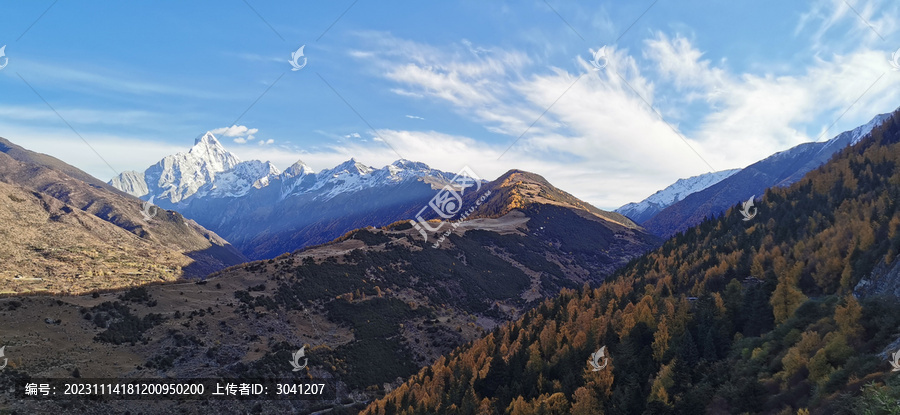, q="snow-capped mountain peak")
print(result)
[108,170,148,197]
[283,159,315,178]
[195,131,220,146]
[188,132,239,167]
[328,158,374,177]
[847,112,892,146]
[109,132,242,203]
